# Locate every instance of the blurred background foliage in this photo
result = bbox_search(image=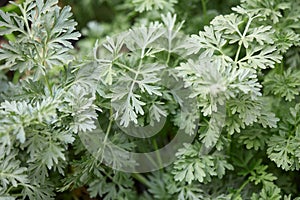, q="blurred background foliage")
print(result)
[57,0,240,55]
[0,0,240,53]
[58,0,240,32]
